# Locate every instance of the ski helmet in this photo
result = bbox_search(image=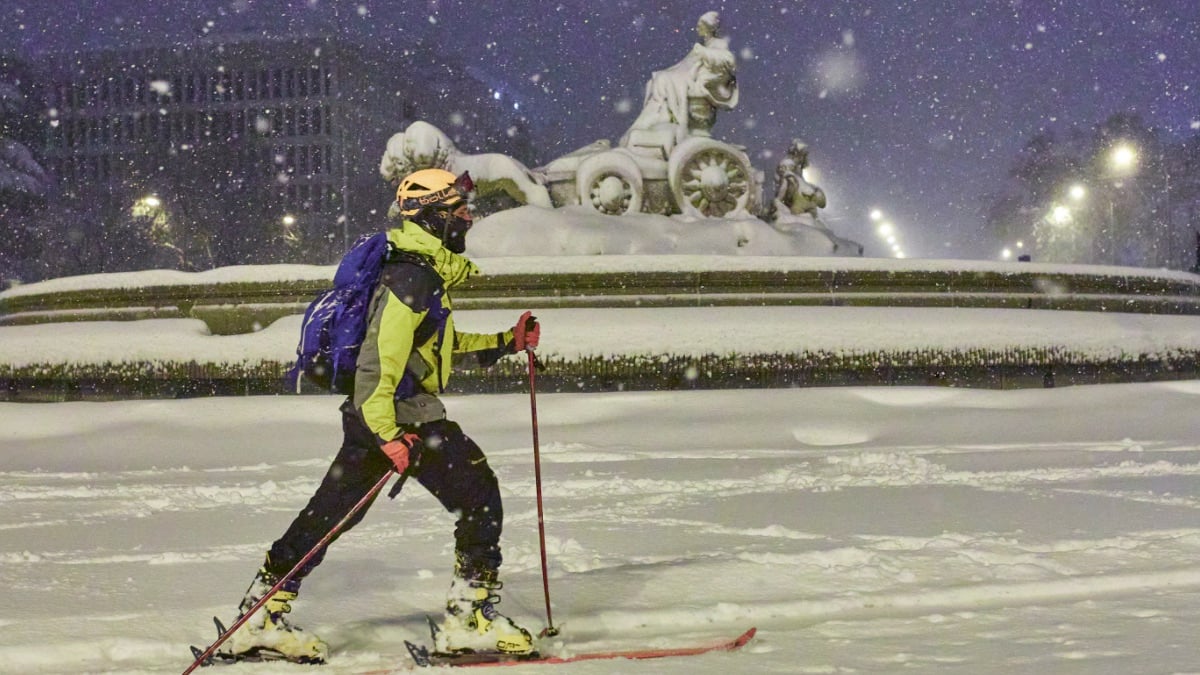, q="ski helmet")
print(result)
[396,168,474,217]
